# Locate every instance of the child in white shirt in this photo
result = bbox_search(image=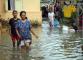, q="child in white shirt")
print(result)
[48,9,55,28]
